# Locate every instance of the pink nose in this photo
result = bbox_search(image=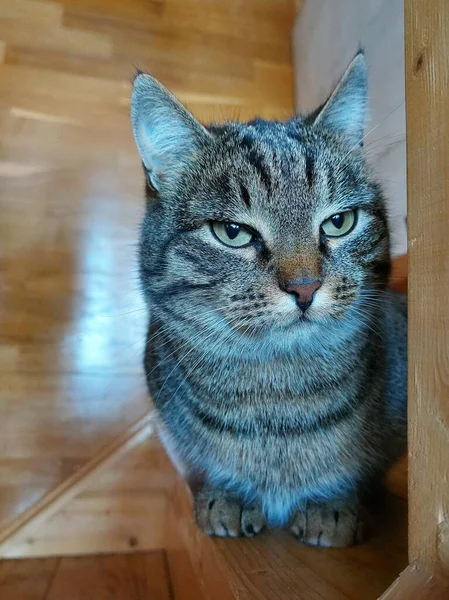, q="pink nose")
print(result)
[284,278,322,312]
